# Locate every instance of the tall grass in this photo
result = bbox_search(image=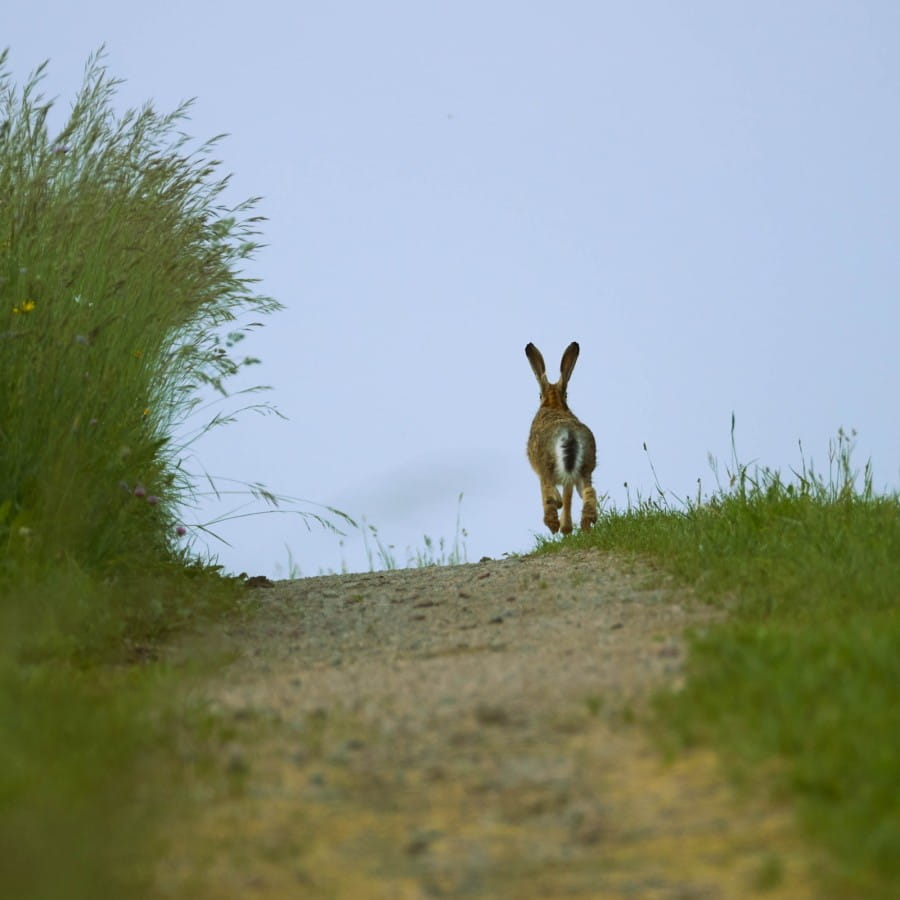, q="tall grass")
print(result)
[0,48,279,580]
[0,49,281,897]
[539,422,900,896]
